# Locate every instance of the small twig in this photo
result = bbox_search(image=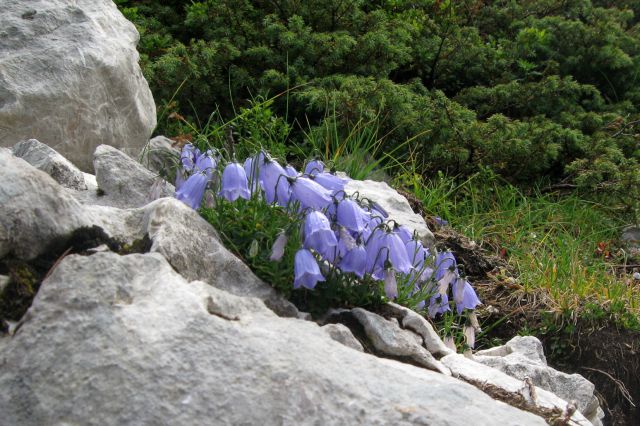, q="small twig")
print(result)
[42,247,73,281]
[611,119,640,138]
[581,367,636,407]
